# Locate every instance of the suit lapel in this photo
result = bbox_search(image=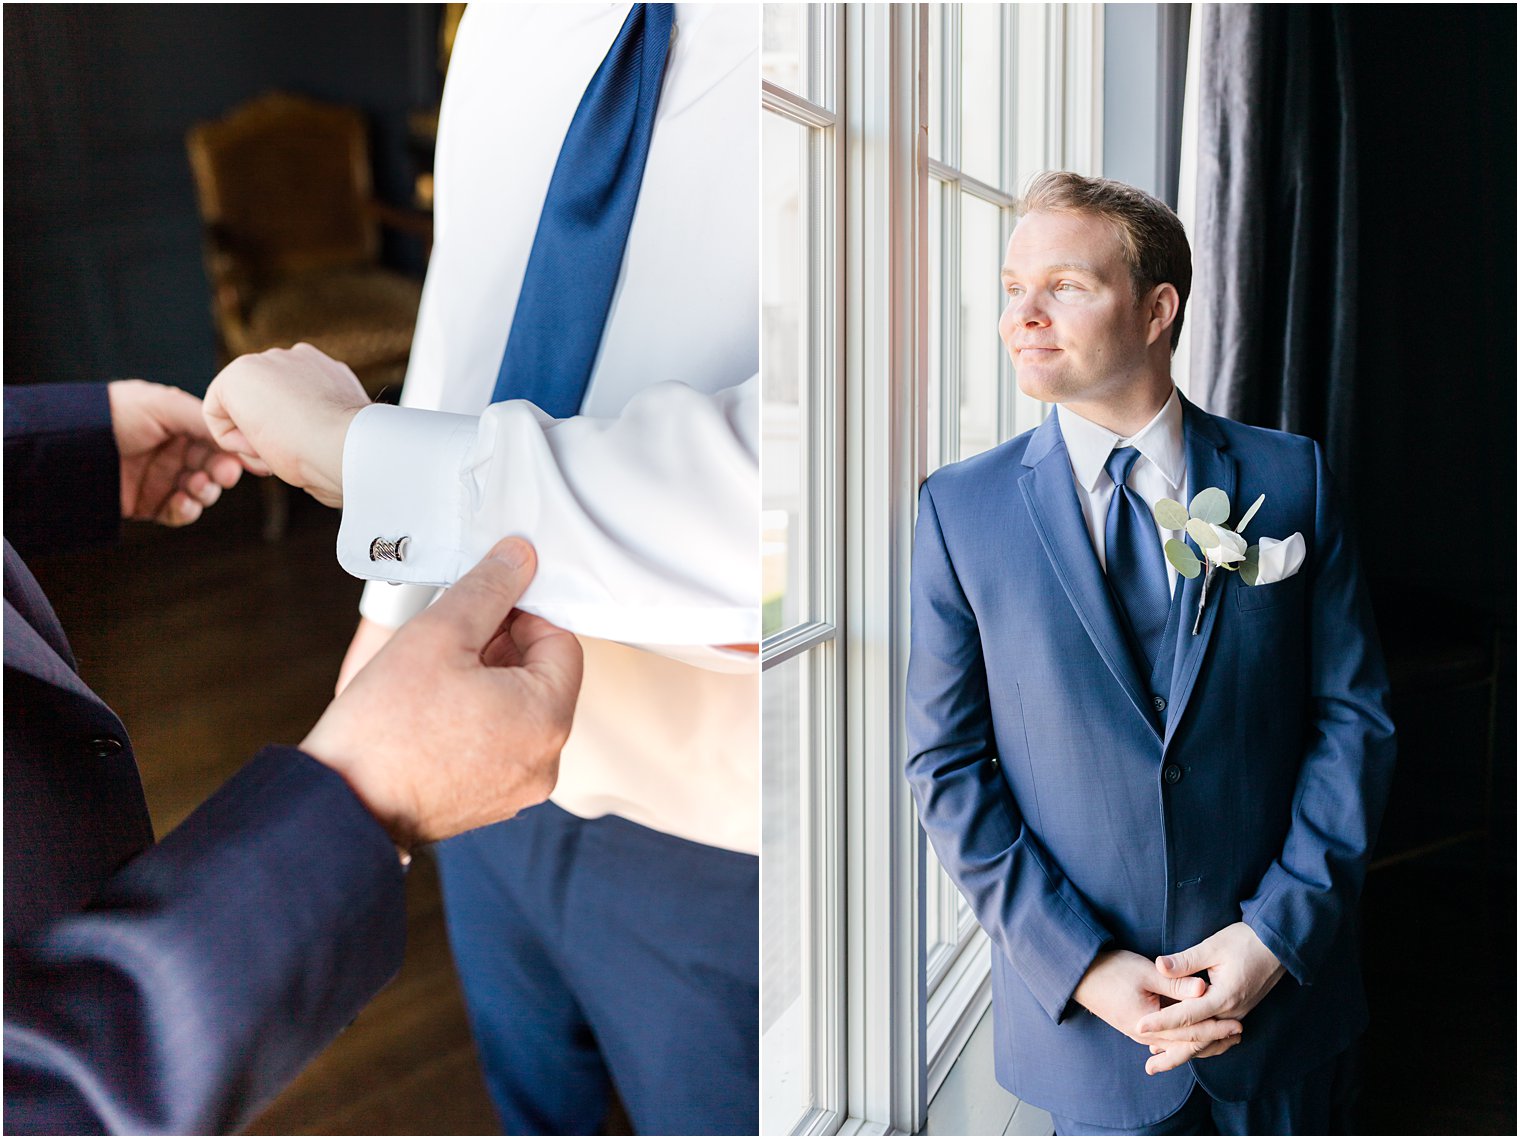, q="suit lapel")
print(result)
[2,540,101,704]
[1018,414,1159,739]
[4,540,75,668]
[1164,398,1236,749]
[4,598,101,705]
